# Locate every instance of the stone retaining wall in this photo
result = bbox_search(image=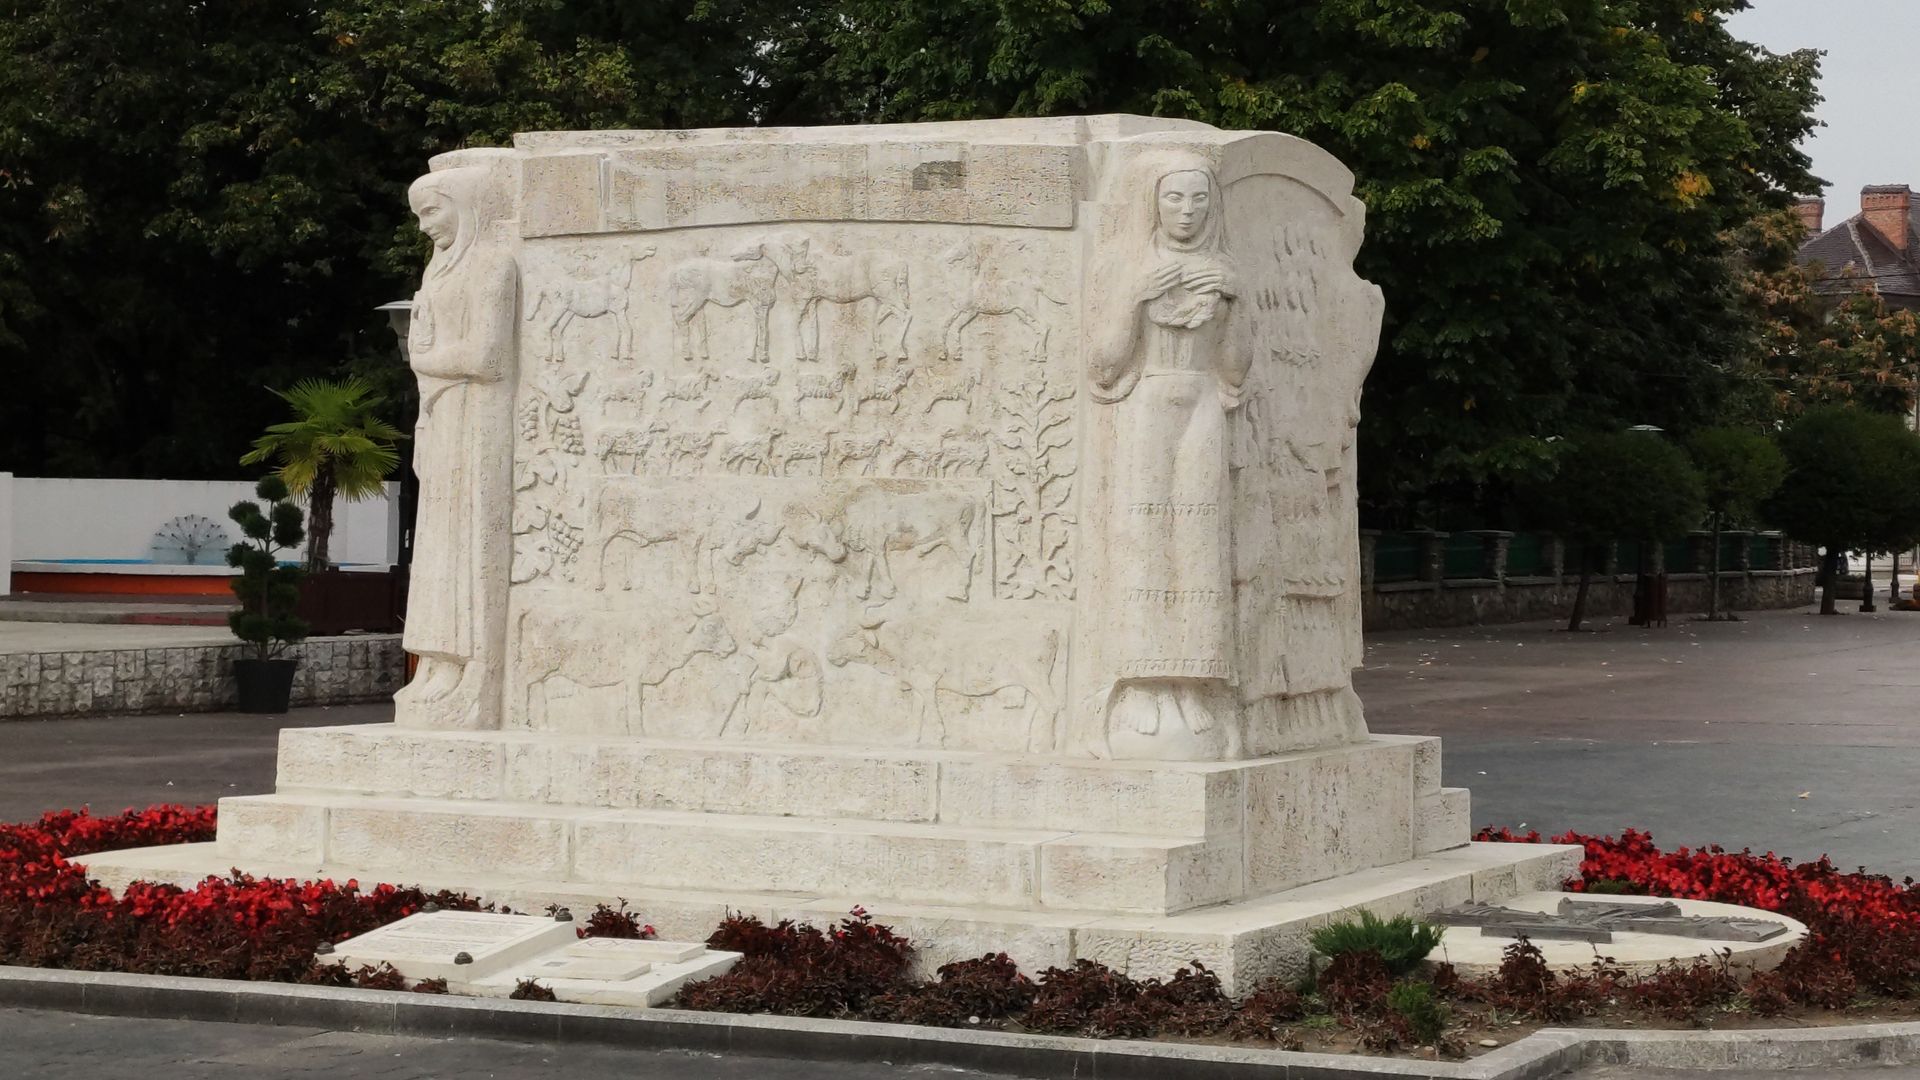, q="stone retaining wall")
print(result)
[0,634,404,719]
[1365,570,1817,631]
[1361,529,1819,631]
